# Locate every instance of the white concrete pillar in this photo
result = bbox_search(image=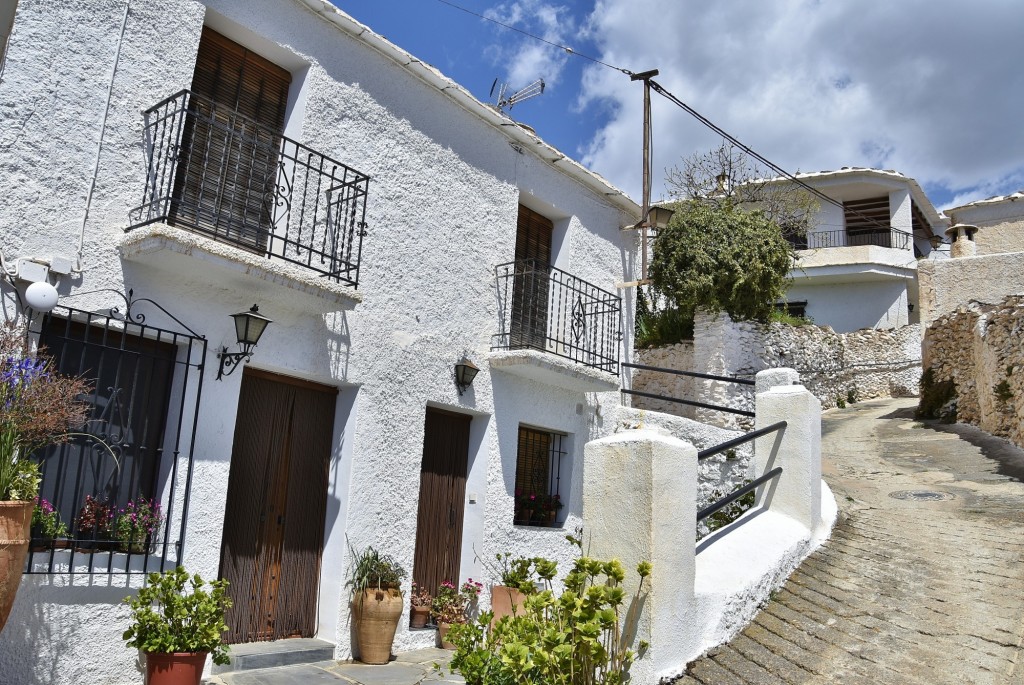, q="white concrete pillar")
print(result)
[583,428,697,684]
[890,188,912,246]
[755,367,799,394]
[753,385,822,533]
